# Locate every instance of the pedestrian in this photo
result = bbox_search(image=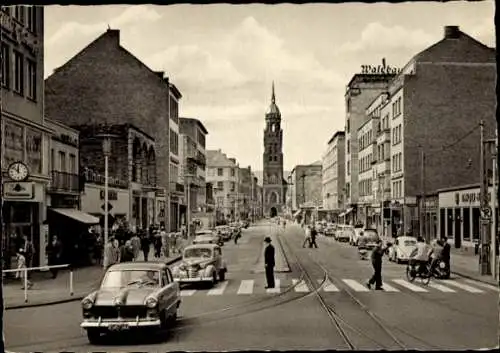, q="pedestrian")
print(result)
[120,240,135,262]
[140,233,151,262]
[22,235,35,278]
[170,231,178,254]
[264,236,275,289]
[94,233,103,265]
[46,235,62,279]
[309,226,318,248]
[16,249,33,290]
[441,237,451,274]
[429,238,444,274]
[130,232,141,260]
[409,236,431,276]
[366,239,392,290]
[161,232,170,258]
[302,226,312,248]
